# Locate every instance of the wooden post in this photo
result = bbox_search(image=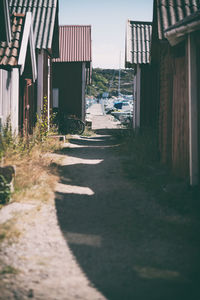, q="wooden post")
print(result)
[47,57,51,131]
[81,62,86,121]
[37,51,44,116]
[188,33,199,185]
[136,64,141,128]
[133,75,136,129]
